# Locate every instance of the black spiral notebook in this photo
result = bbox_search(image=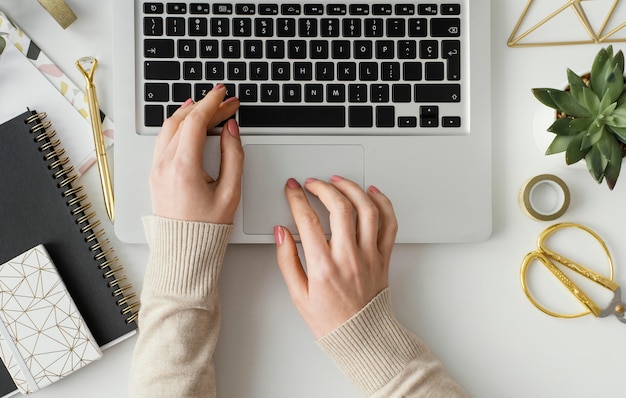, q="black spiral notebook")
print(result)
[0,110,139,396]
